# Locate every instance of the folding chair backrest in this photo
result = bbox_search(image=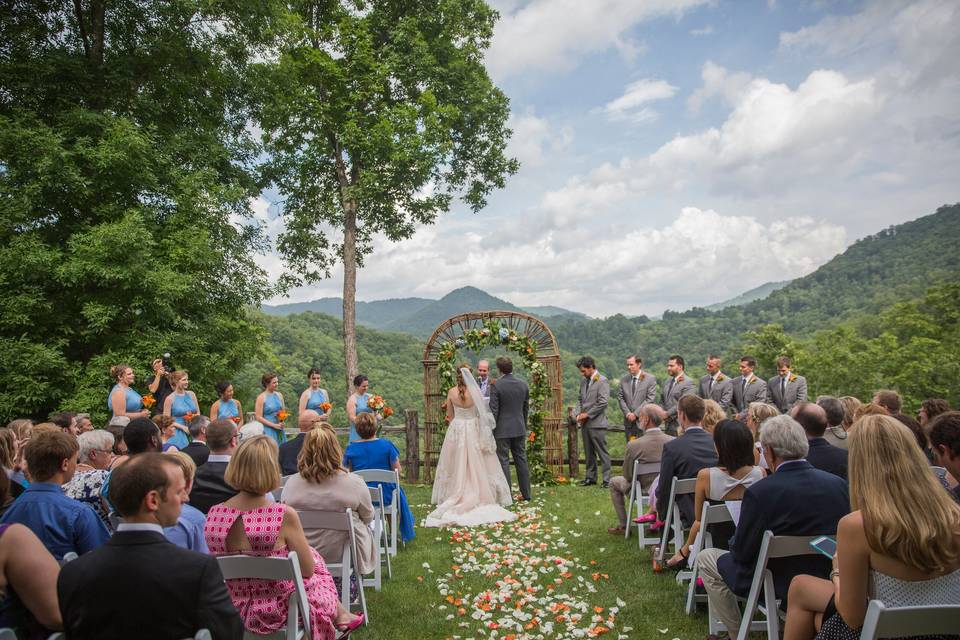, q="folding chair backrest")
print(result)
[355,468,399,488]
[859,599,960,639]
[216,551,311,640]
[0,630,17,640]
[700,503,734,547]
[635,462,662,477]
[657,476,698,561]
[675,477,697,495]
[280,474,294,488]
